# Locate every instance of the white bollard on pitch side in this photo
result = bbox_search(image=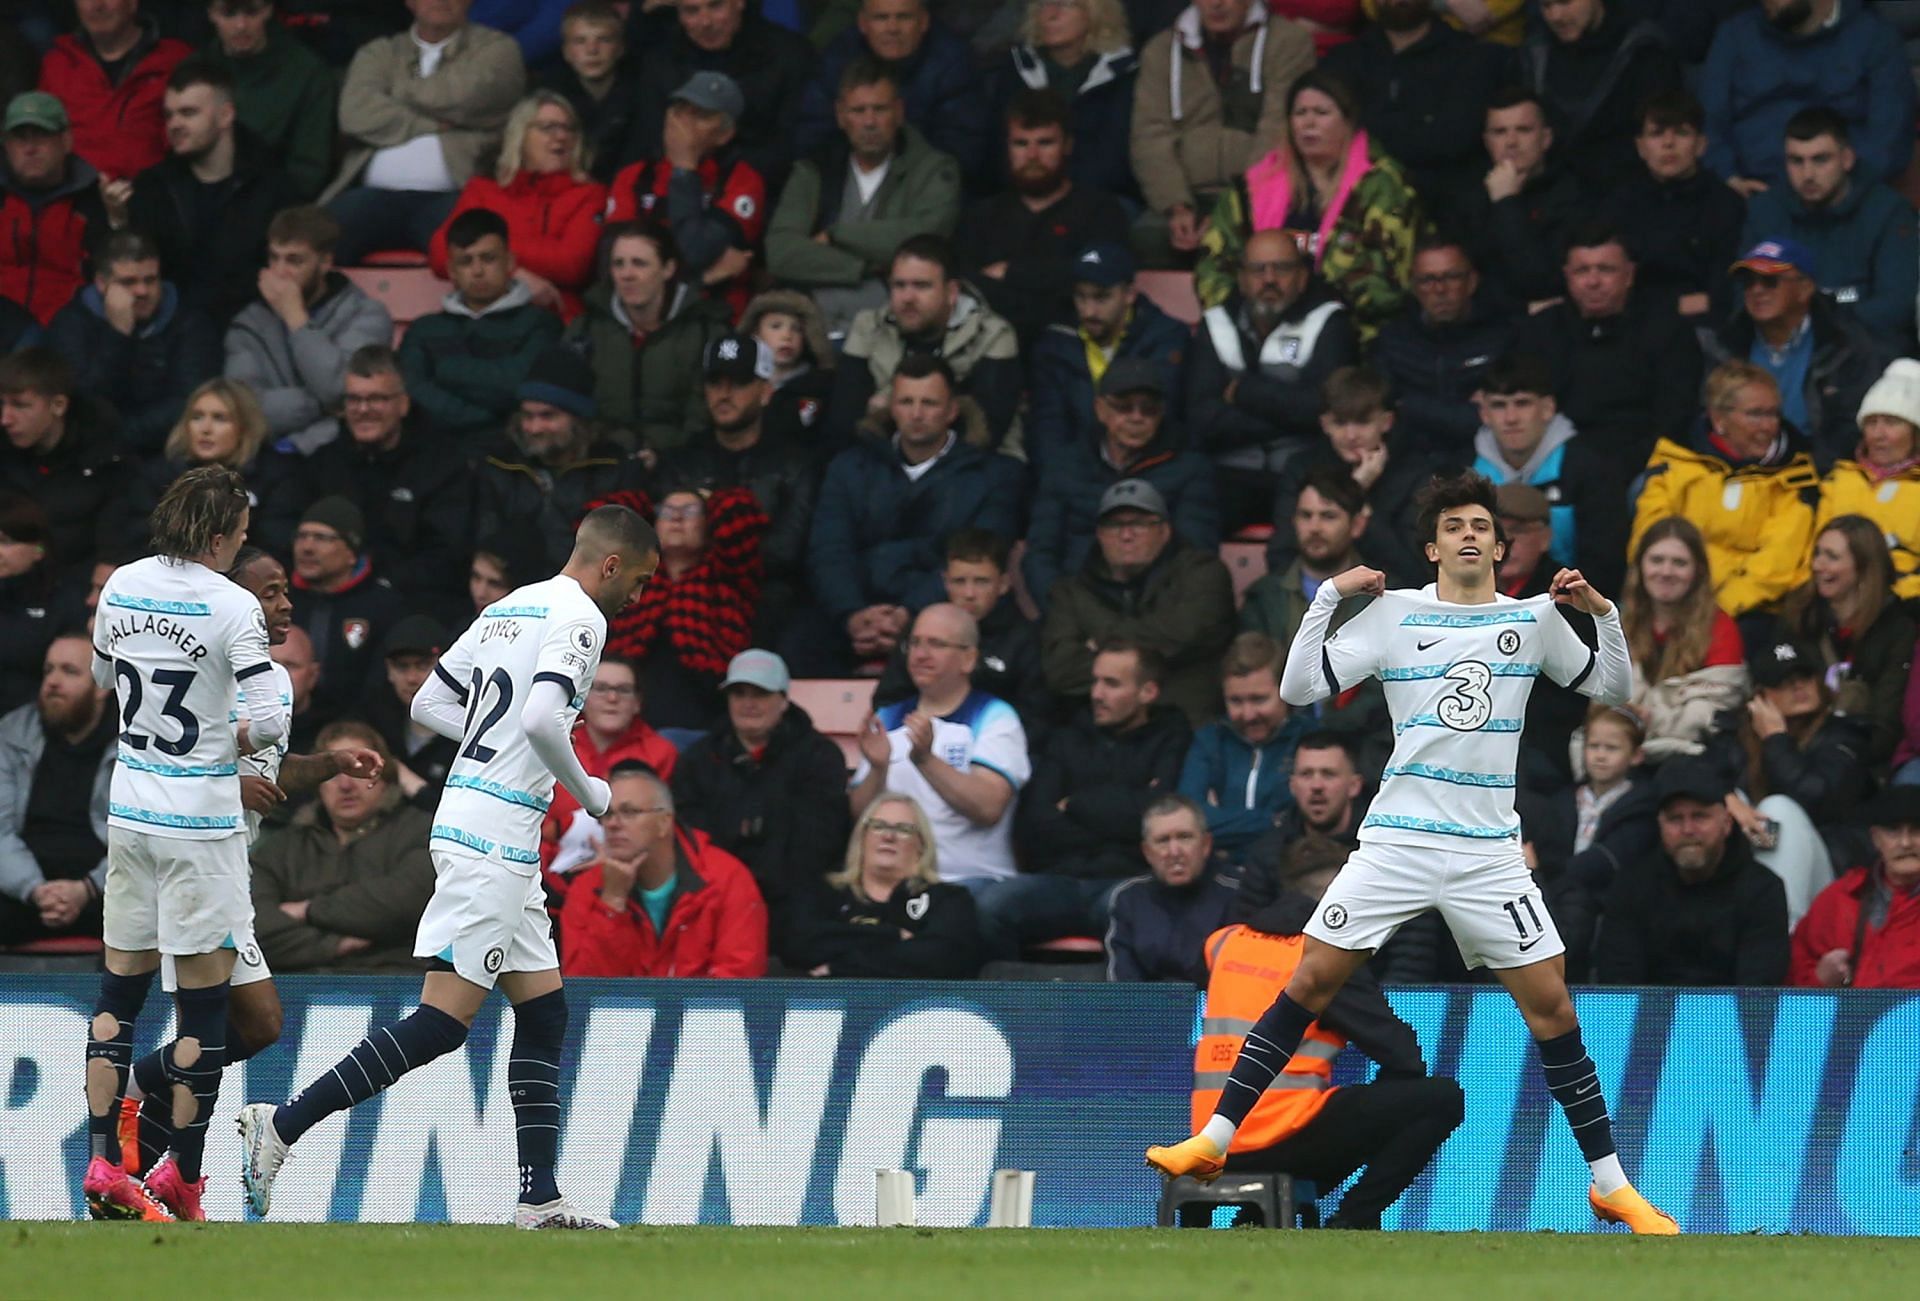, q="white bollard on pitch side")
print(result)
[875,1169,916,1227]
[987,1169,1035,1228]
